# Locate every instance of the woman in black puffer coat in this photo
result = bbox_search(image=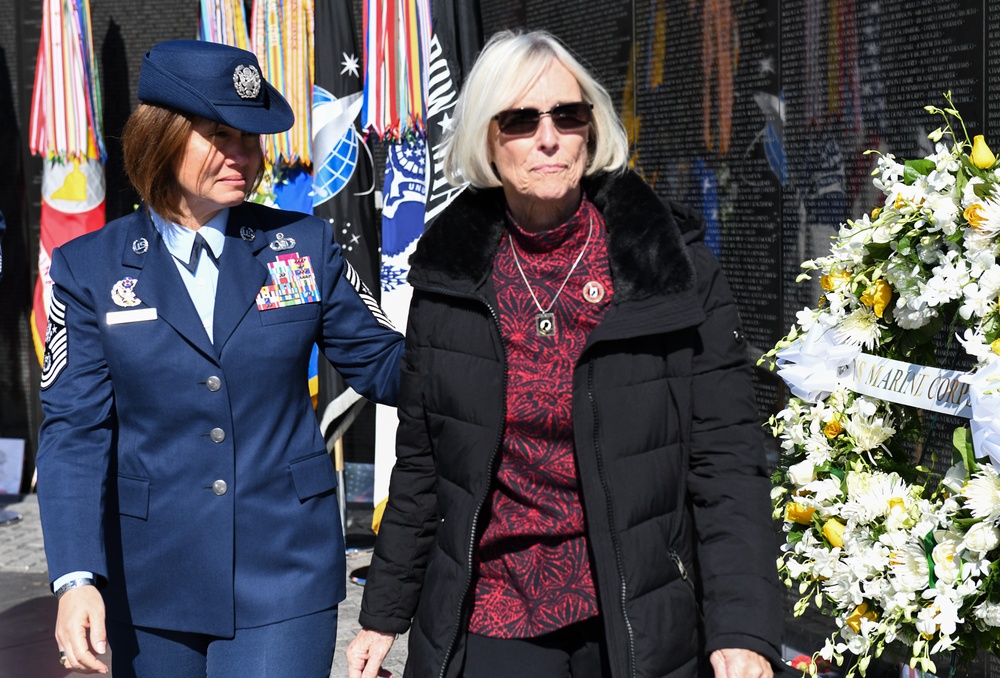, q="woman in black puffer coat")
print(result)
[348,29,786,678]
